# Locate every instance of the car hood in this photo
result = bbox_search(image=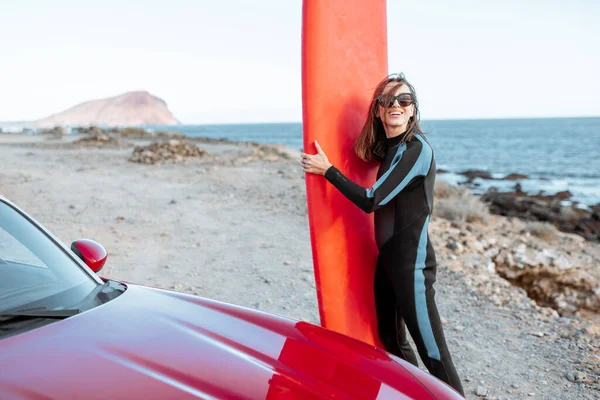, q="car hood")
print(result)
[0,284,459,400]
